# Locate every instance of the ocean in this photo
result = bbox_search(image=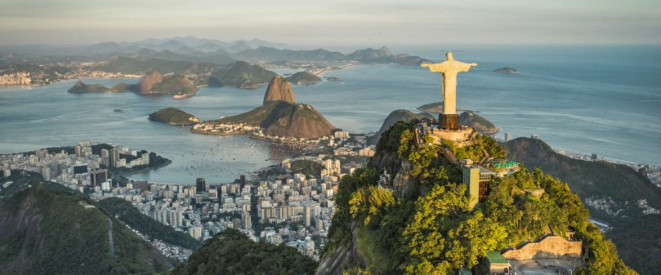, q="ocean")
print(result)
[0,45,659,184]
